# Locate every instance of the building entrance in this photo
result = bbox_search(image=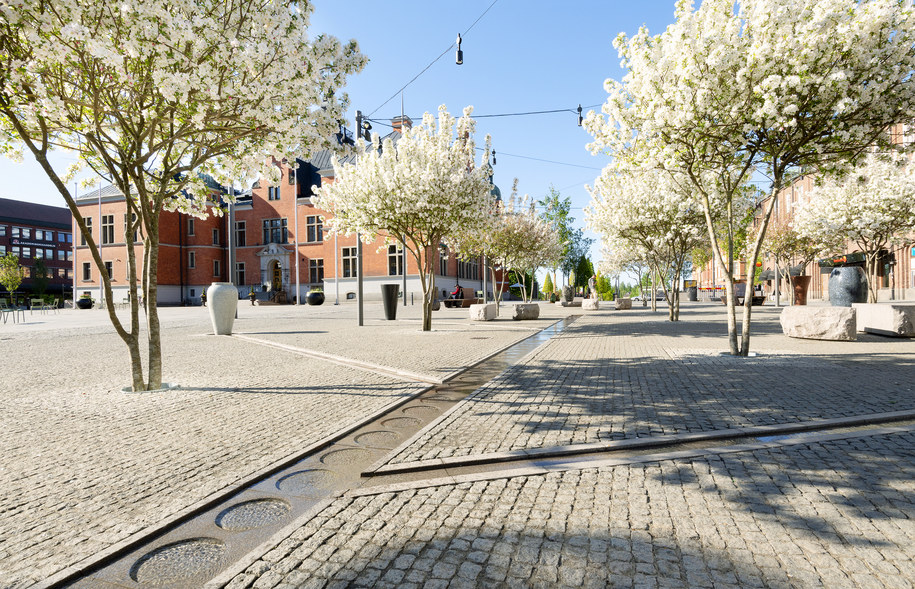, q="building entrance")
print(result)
[271,261,282,291]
